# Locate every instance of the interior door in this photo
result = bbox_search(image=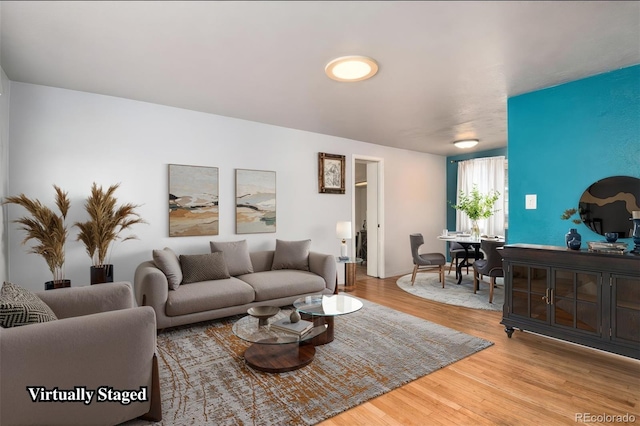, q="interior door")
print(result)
[366,162,378,277]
